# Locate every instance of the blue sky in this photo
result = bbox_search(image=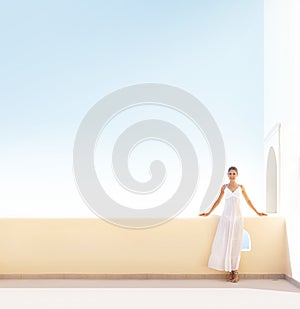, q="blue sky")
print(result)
[0,0,263,217]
